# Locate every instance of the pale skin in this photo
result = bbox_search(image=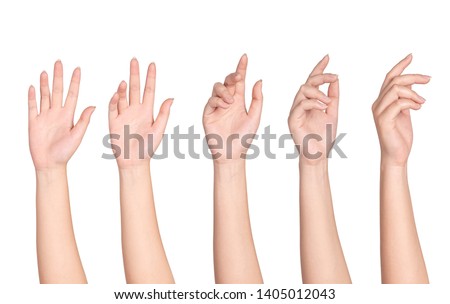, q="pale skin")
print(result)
[28,61,95,283]
[203,54,263,284]
[372,54,430,284]
[109,58,174,283]
[288,55,351,284]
